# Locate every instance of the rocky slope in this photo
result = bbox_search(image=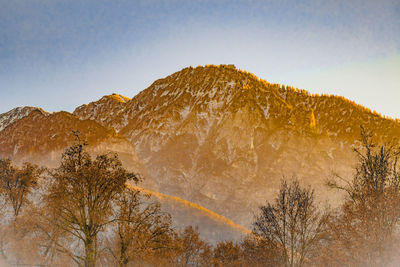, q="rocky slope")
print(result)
[0,94,250,242]
[73,94,132,132]
[0,108,142,171]
[2,65,400,237]
[0,106,48,132]
[73,65,400,226]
